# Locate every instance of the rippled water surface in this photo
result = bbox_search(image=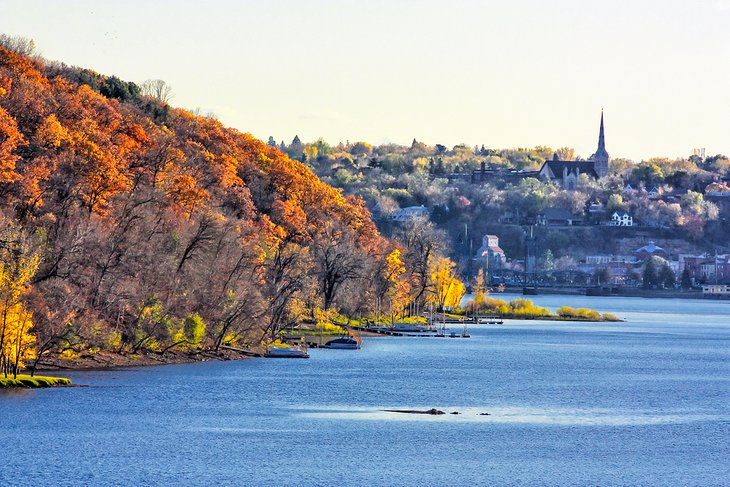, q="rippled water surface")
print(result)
[2,295,729,486]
